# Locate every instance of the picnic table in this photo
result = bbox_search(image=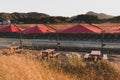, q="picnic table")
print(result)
[84,50,104,62]
[7,46,23,53]
[7,46,19,50]
[41,49,55,60]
